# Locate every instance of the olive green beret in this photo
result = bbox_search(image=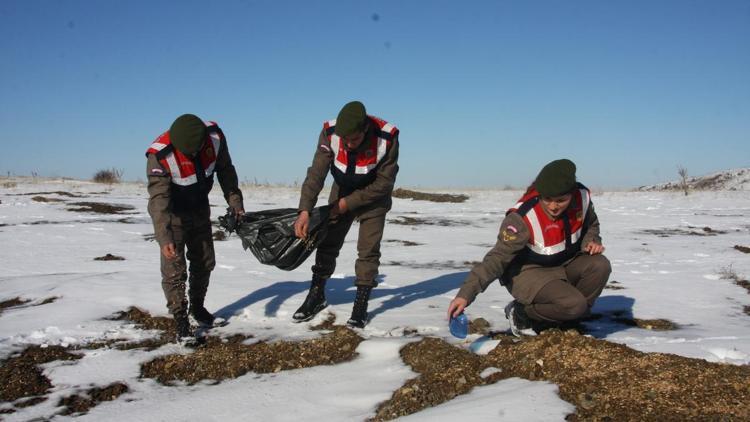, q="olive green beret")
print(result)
[535,159,577,197]
[170,114,207,156]
[334,101,367,137]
